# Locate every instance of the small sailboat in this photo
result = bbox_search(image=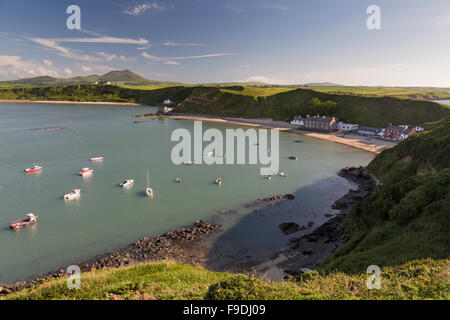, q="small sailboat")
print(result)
[175,178,182,183]
[267,175,272,180]
[280,172,287,177]
[64,188,81,200]
[215,178,222,185]
[90,156,104,162]
[145,169,153,198]
[273,169,279,175]
[79,167,93,176]
[10,213,38,230]
[120,179,134,188]
[24,164,42,173]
